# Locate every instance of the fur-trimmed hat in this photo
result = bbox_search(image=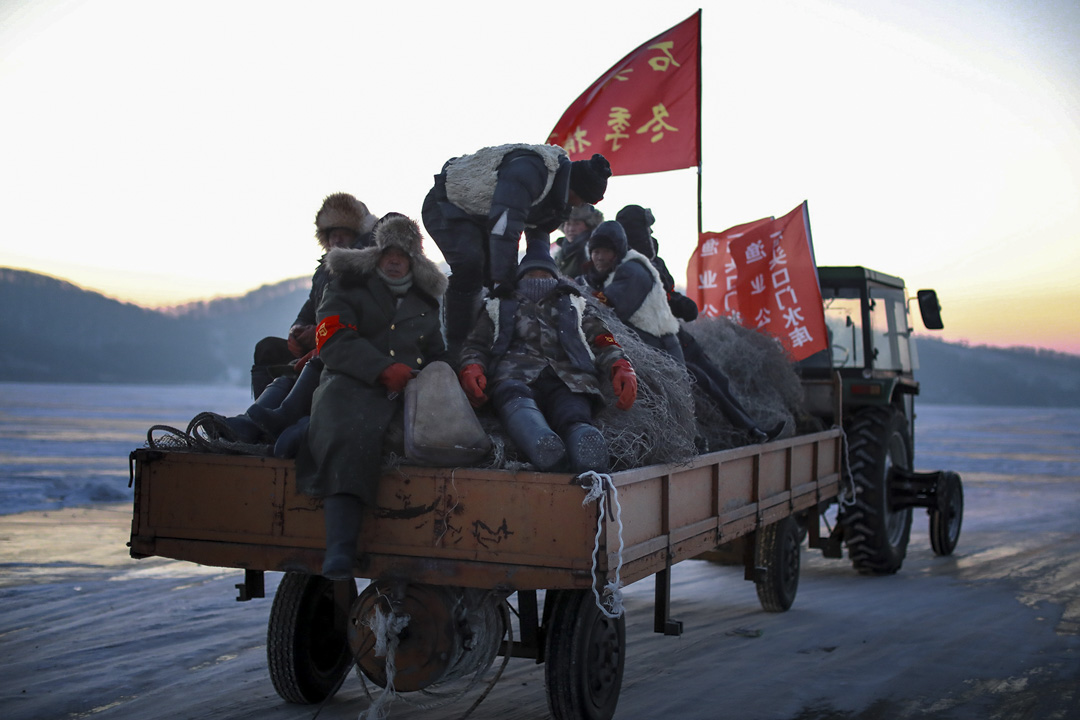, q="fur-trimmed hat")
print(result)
[569,154,612,204]
[566,203,604,229]
[325,213,448,299]
[587,220,629,262]
[314,193,378,251]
